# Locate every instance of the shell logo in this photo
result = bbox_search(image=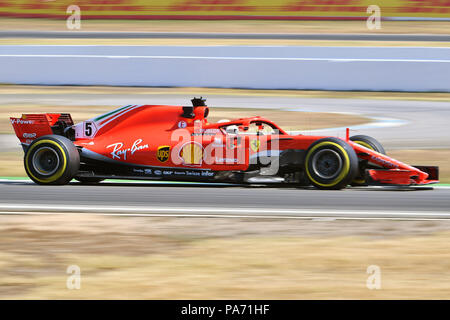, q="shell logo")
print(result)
[180,142,203,165]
